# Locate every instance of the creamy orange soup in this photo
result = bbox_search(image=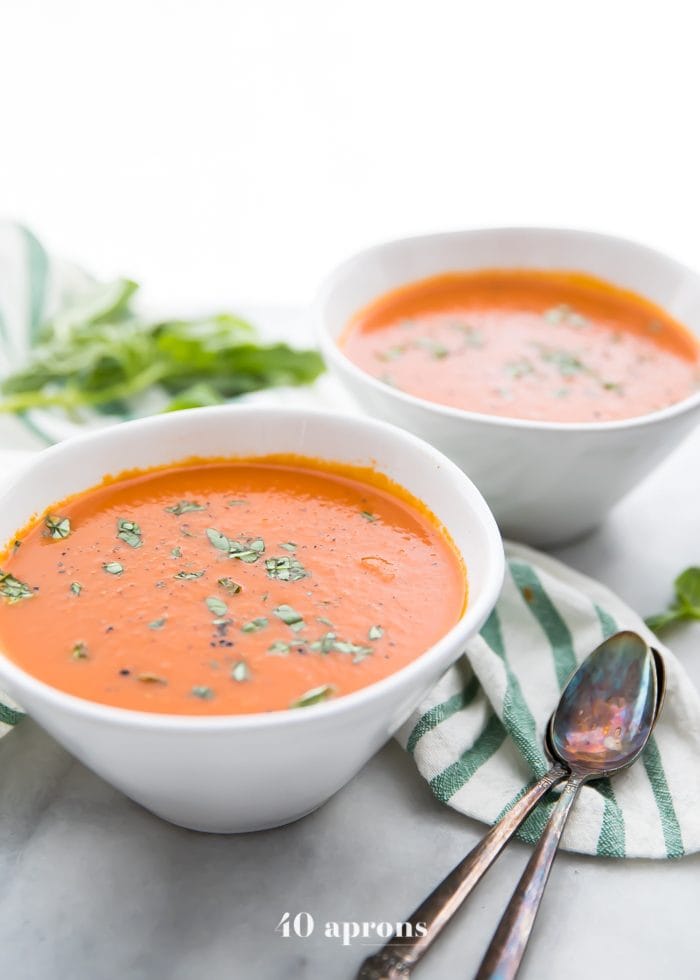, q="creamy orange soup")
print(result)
[0,457,466,715]
[341,269,700,422]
